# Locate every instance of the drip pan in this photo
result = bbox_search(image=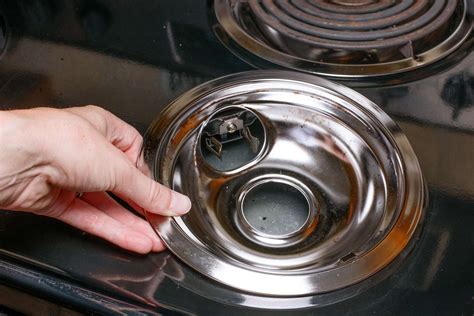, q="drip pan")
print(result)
[143,71,425,297]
